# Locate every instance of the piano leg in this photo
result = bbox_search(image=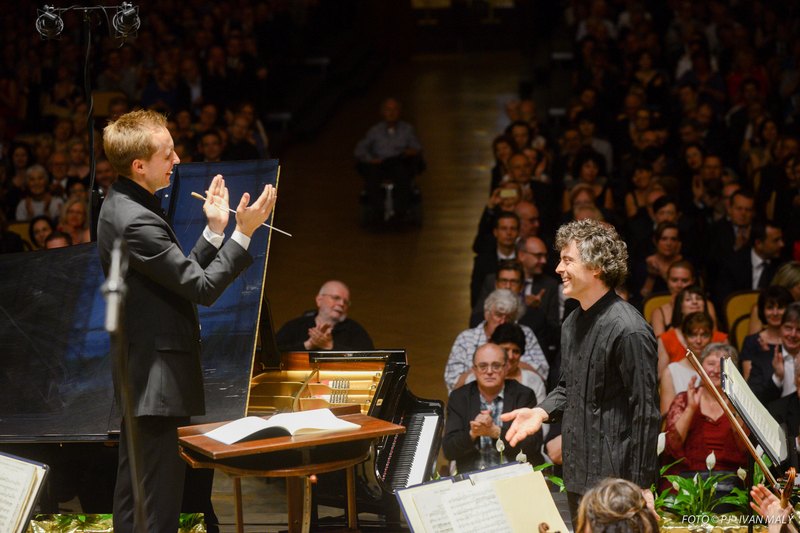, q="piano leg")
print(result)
[233,477,243,533]
[346,466,357,530]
